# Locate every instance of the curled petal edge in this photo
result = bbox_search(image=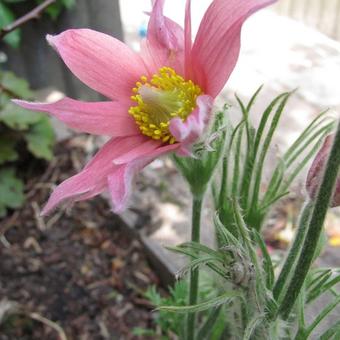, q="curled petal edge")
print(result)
[169,94,214,156]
